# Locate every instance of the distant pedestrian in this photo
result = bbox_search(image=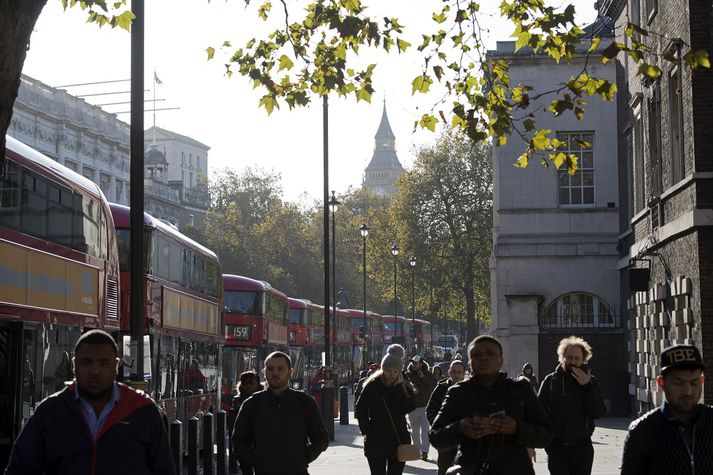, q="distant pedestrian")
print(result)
[5,329,175,474]
[426,360,466,475]
[621,344,713,474]
[354,363,380,414]
[429,335,551,474]
[233,351,328,475]
[229,371,261,475]
[432,364,444,381]
[355,344,416,475]
[405,354,438,461]
[518,362,539,392]
[538,336,606,475]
